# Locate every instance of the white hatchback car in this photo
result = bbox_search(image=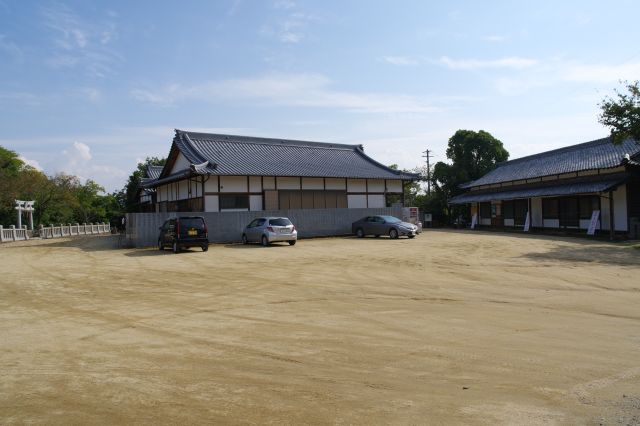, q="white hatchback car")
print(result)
[242,217,297,246]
